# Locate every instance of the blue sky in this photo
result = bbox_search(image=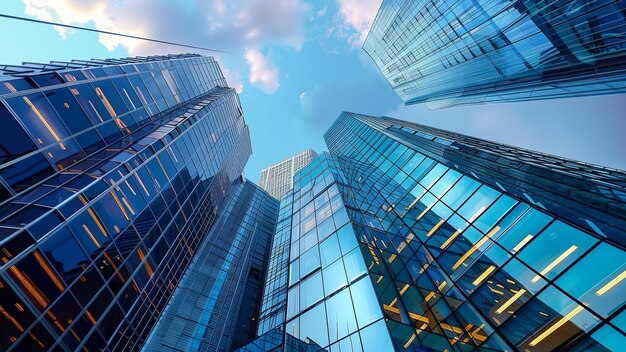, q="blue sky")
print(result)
[1,0,625,182]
